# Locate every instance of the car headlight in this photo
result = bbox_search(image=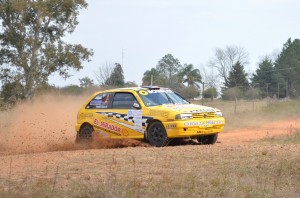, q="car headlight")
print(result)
[215,111,223,117]
[175,113,193,120]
